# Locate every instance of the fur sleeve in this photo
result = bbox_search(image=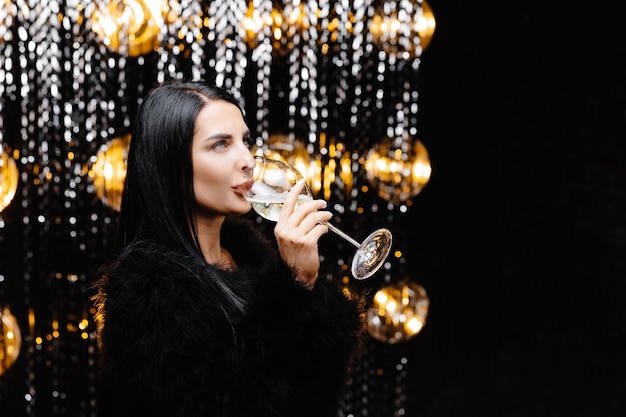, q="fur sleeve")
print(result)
[221,217,368,417]
[233,253,367,417]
